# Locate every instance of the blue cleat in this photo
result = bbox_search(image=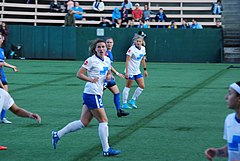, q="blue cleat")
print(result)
[52,131,59,149]
[128,99,137,109]
[122,103,132,109]
[103,147,121,156]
